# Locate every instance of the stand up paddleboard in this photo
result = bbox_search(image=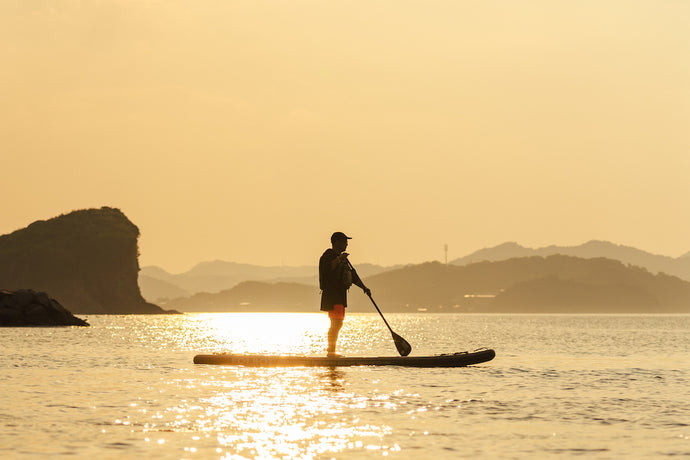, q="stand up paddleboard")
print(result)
[193,348,495,367]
